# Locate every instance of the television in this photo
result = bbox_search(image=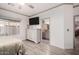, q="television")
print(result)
[29,17,39,25]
